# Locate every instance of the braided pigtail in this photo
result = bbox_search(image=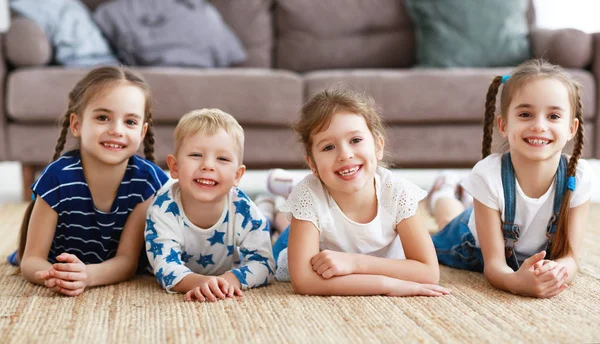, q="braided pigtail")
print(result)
[482,76,503,158]
[143,109,156,163]
[552,84,585,259]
